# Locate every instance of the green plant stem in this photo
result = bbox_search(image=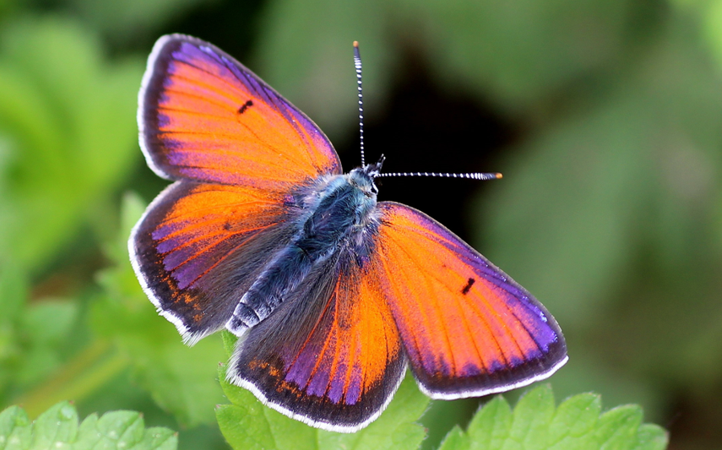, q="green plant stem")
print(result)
[14,339,129,418]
